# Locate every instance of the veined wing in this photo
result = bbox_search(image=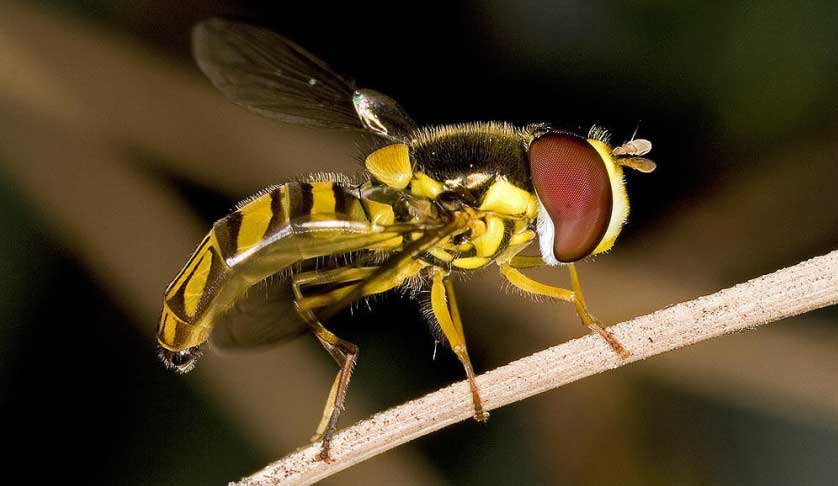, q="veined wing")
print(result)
[213,213,472,351]
[193,18,358,128]
[207,218,413,352]
[209,270,306,351]
[192,18,417,140]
